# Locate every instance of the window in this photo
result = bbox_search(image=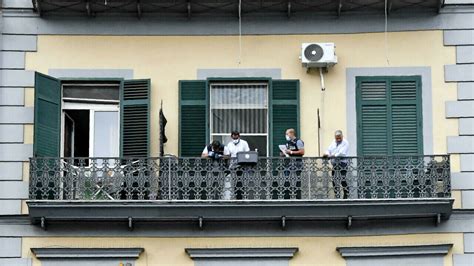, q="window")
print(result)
[33,72,151,158]
[62,81,120,158]
[210,82,269,156]
[179,79,299,157]
[356,76,423,156]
